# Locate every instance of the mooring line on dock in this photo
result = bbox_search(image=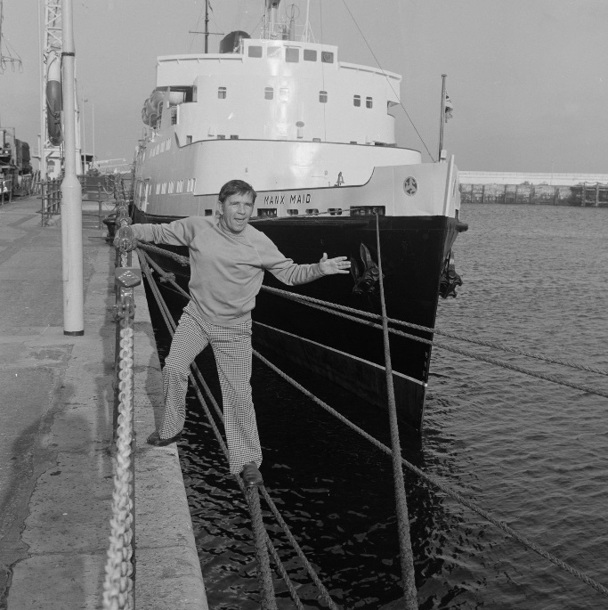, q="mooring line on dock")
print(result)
[102,242,139,610]
[137,239,607,380]
[261,284,608,379]
[137,249,338,609]
[135,242,608,602]
[253,349,608,599]
[374,213,418,609]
